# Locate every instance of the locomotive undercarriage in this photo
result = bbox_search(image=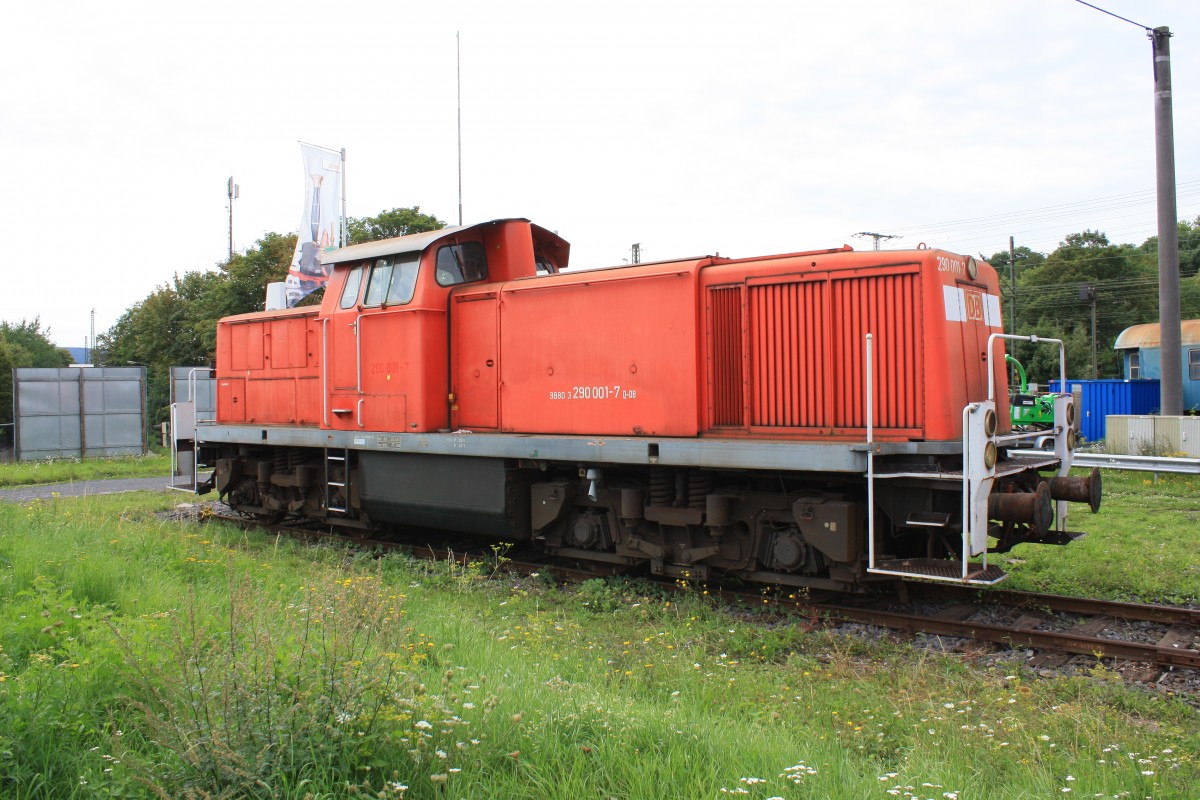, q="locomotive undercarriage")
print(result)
[531,466,864,590]
[200,443,1095,592]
